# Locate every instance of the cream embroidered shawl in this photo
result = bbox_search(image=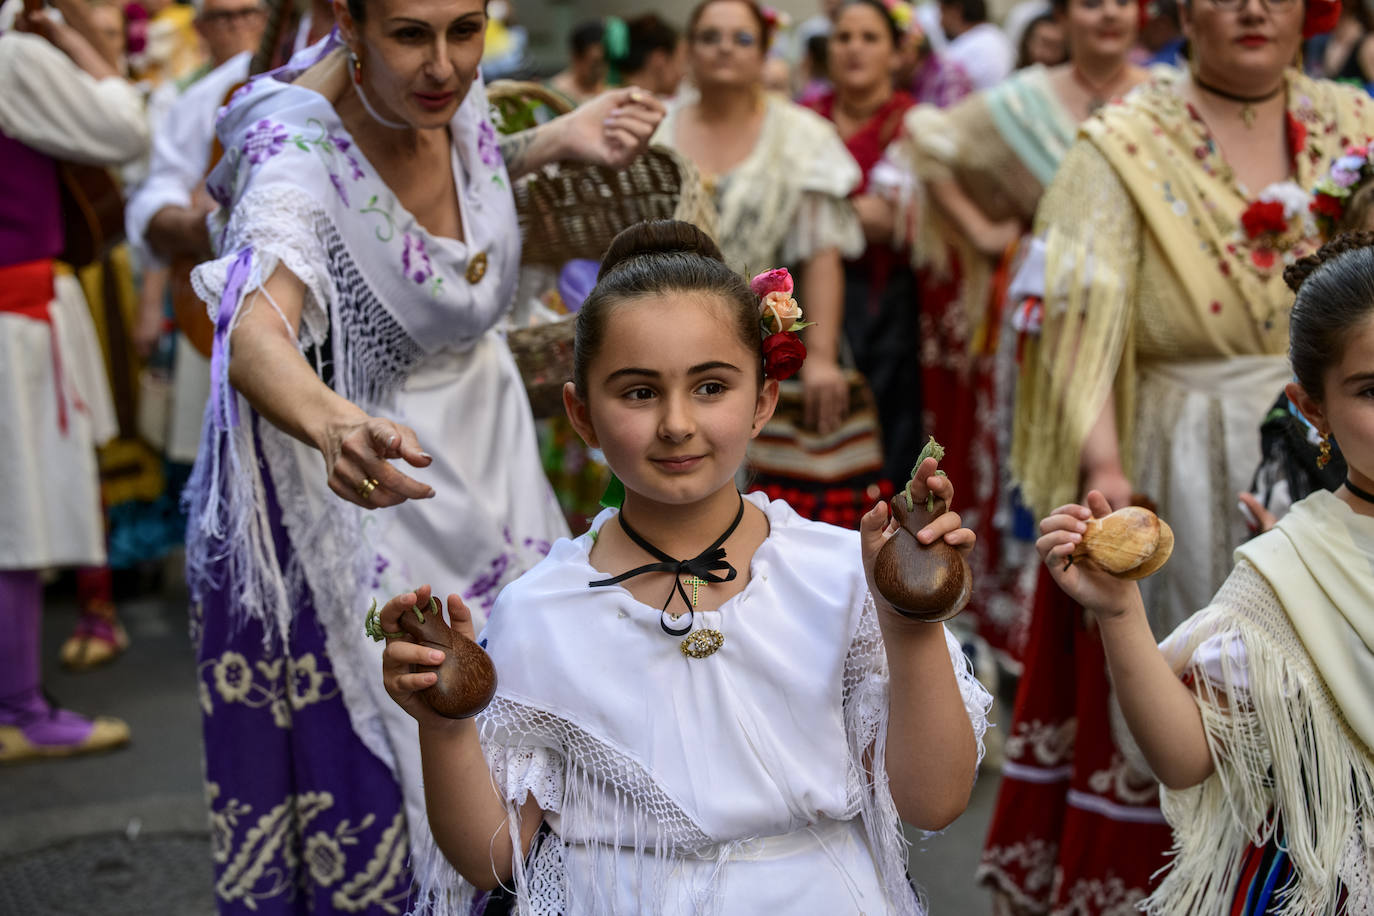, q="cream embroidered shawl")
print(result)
[654,93,863,275]
[1152,490,1374,914]
[1013,69,1374,516]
